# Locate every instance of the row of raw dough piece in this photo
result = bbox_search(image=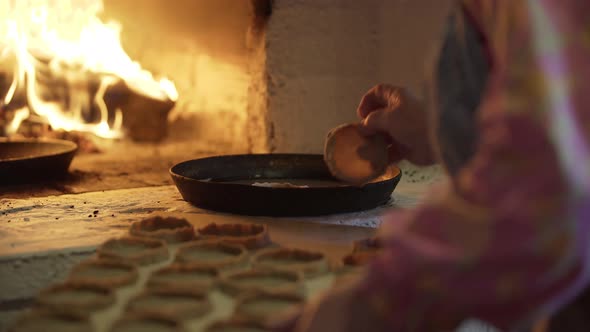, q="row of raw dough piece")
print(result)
[8,216,383,332]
